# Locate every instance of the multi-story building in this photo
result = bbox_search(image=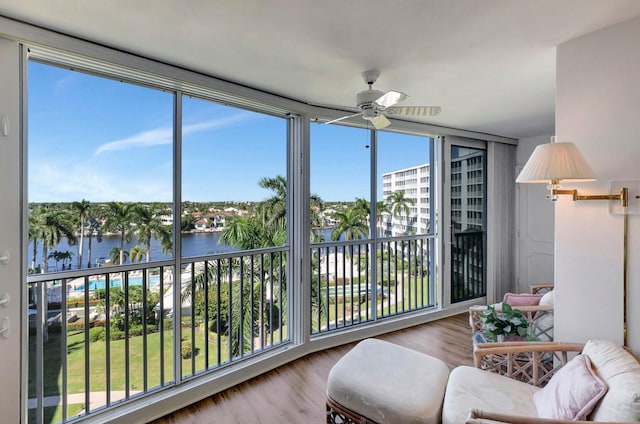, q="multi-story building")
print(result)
[450,148,485,232]
[381,163,431,237]
[382,148,485,237]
